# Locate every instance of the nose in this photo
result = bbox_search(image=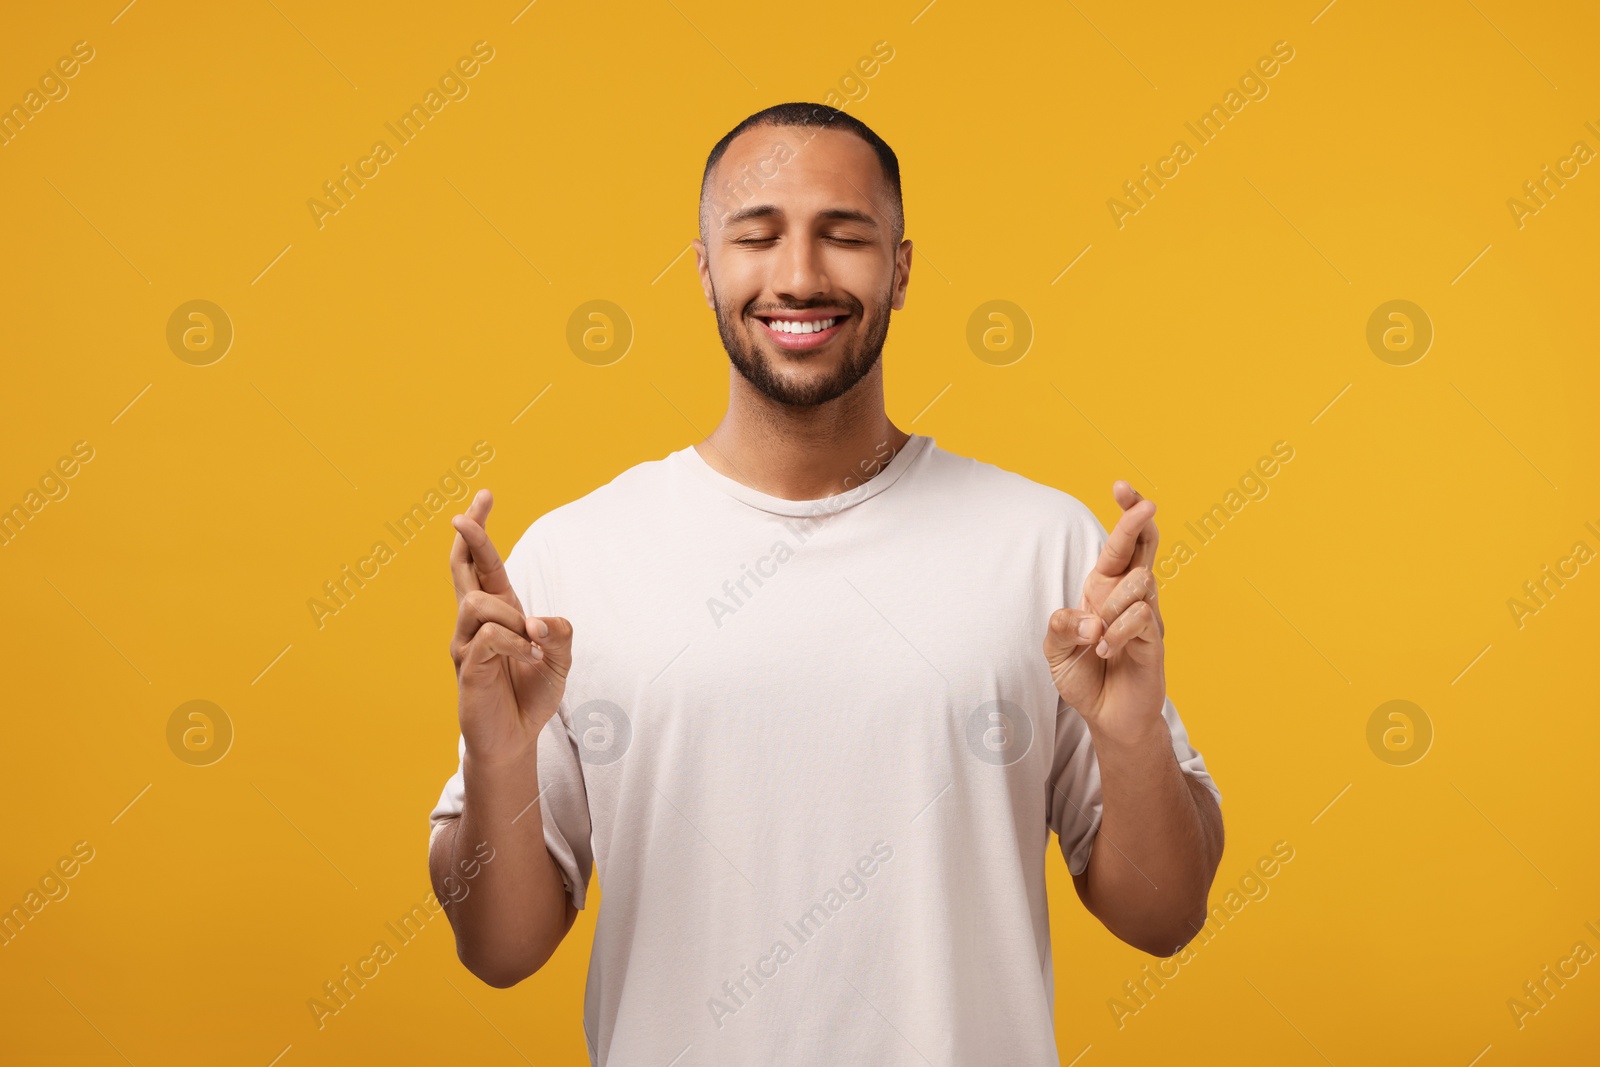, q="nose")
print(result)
[772,232,830,304]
